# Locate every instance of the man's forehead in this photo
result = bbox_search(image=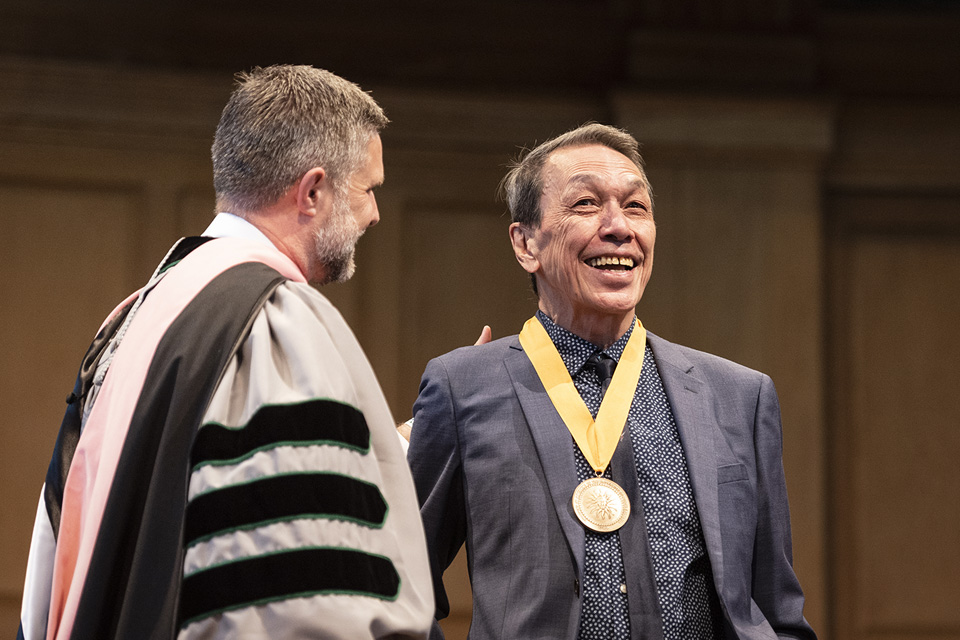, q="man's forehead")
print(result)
[541,147,646,197]
[545,144,643,181]
[564,172,647,191]
[360,134,385,181]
